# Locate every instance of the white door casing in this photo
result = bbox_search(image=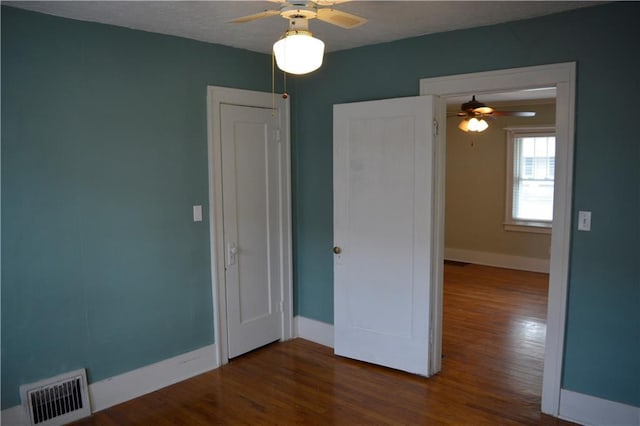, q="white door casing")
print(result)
[419,62,576,415]
[333,95,438,376]
[207,87,292,365]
